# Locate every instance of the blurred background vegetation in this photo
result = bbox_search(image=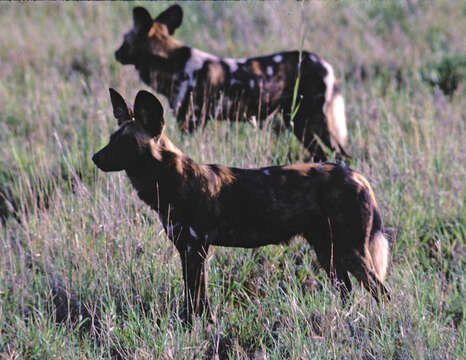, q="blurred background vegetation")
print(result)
[0,1,464,358]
